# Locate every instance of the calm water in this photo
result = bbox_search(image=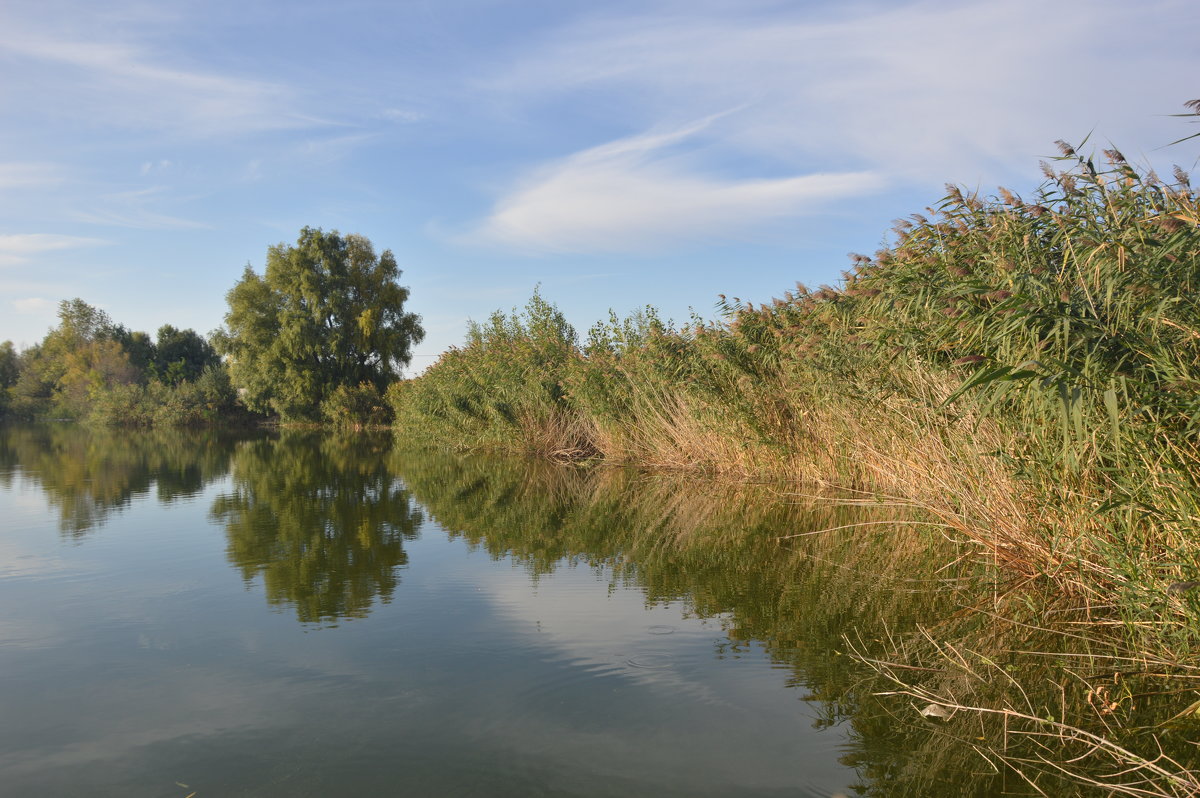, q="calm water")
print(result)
[0,424,984,797]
